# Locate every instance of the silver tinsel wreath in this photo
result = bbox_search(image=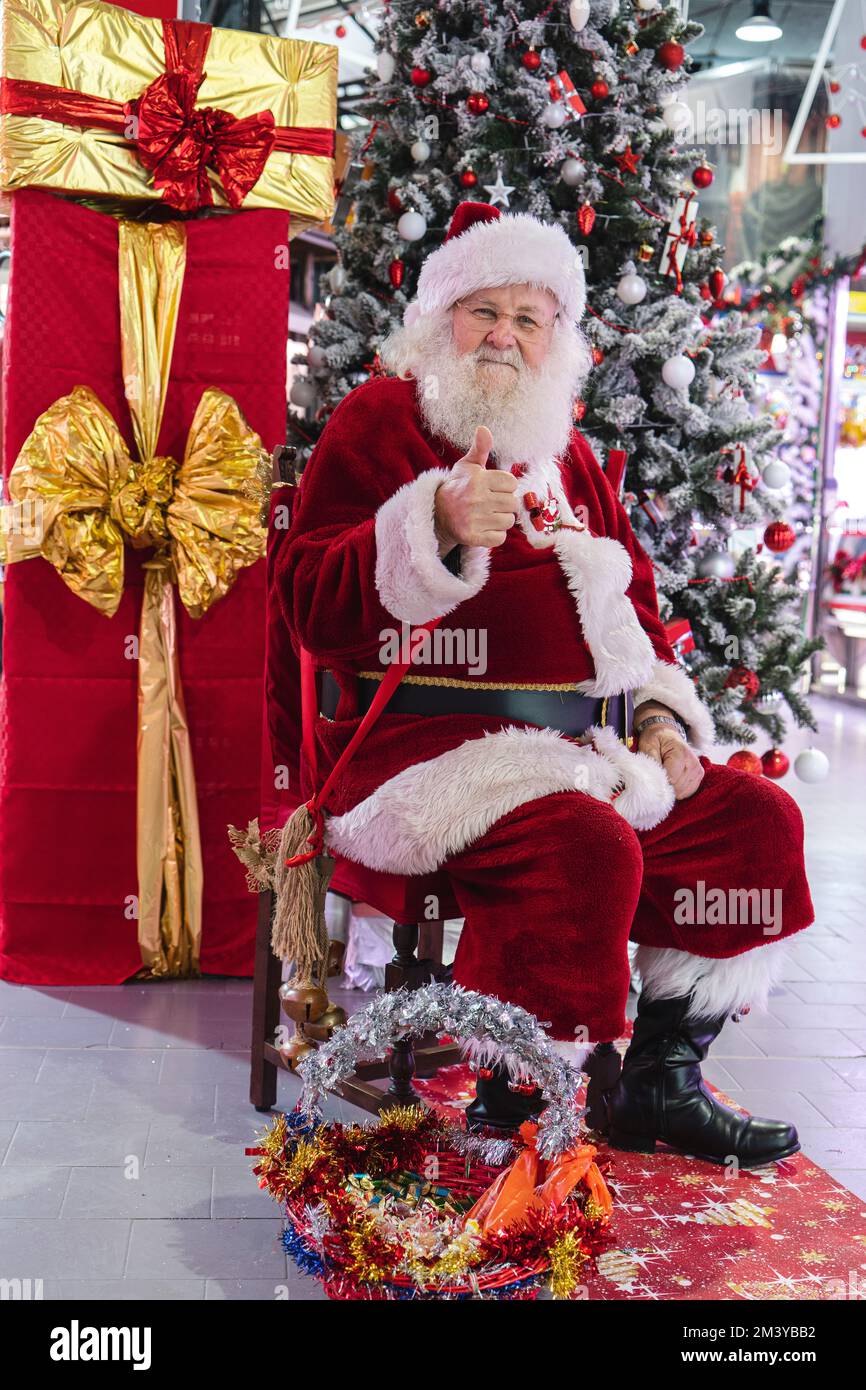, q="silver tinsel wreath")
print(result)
[297,982,584,1160]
